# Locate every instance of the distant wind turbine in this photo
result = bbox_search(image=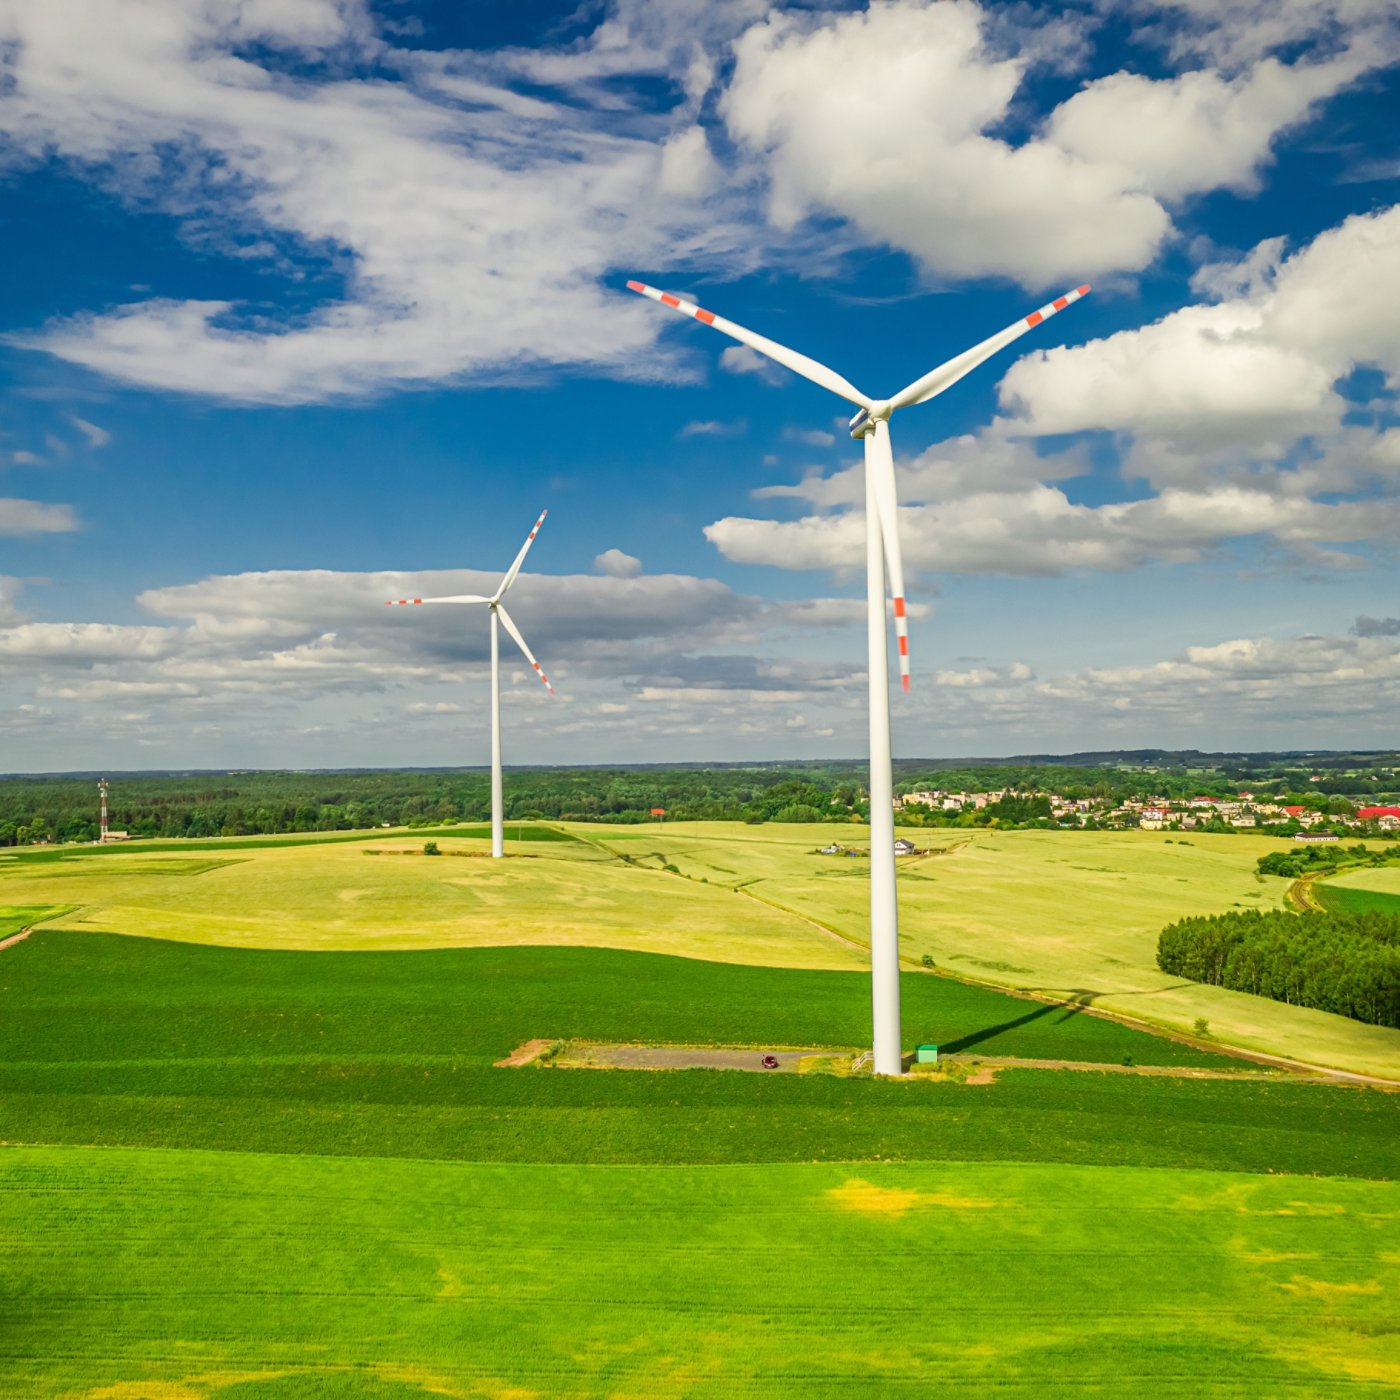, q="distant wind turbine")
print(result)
[388,510,555,859]
[627,279,1090,1074]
